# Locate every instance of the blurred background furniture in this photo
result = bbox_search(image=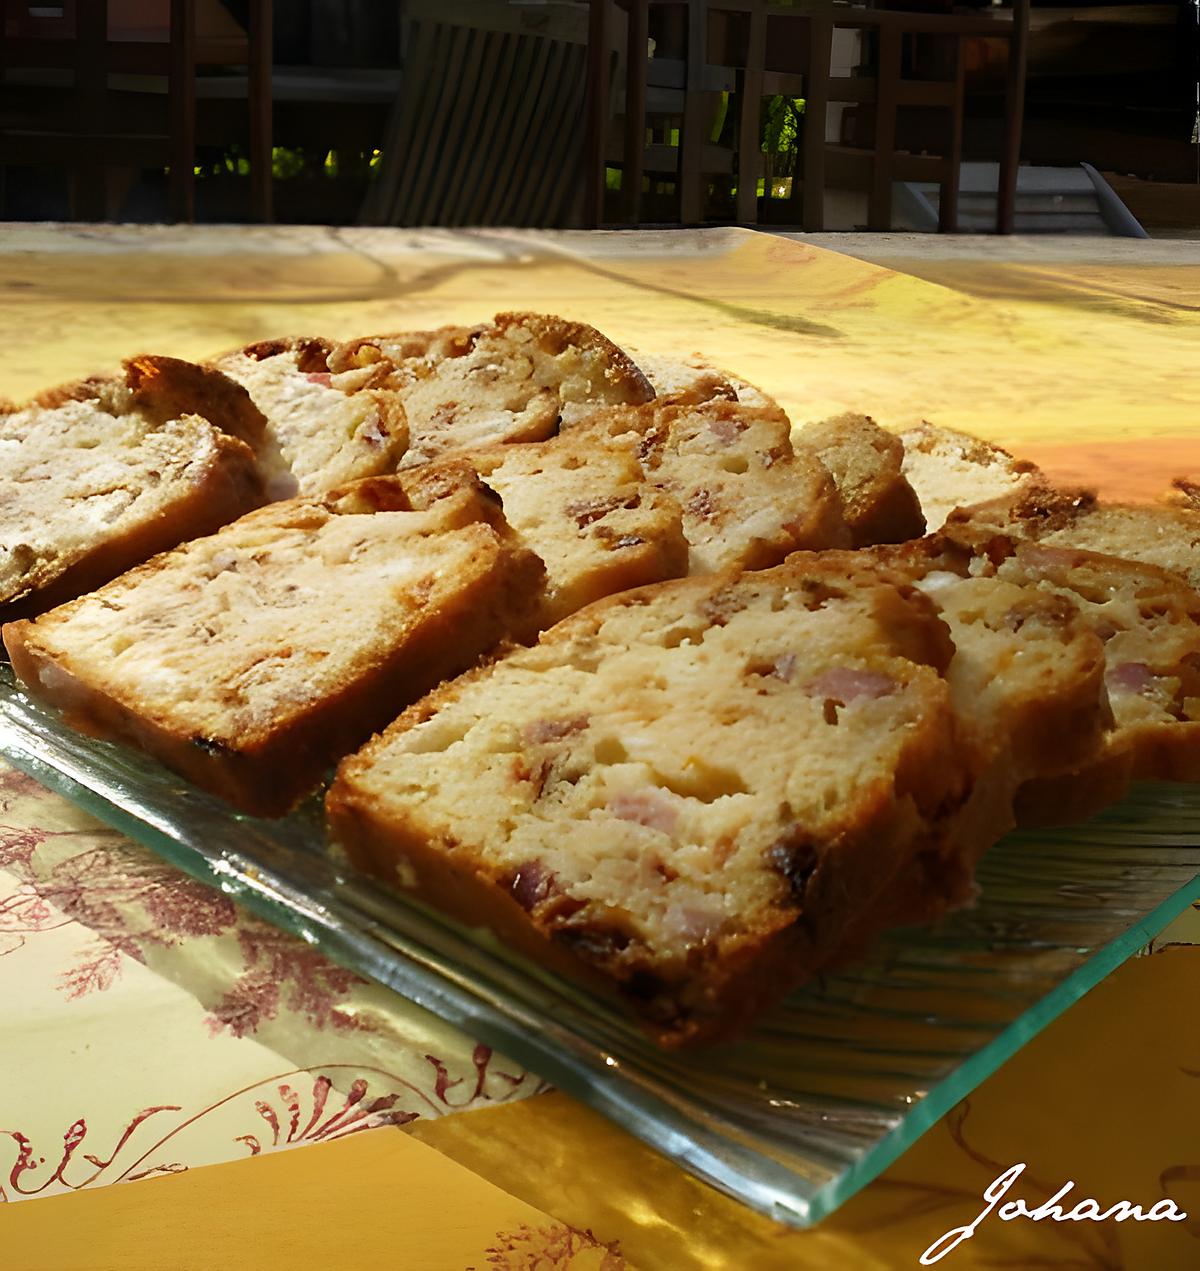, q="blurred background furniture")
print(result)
[362,0,590,228]
[0,1,1190,231]
[0,0,272,220]
[587,0,1032,233]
